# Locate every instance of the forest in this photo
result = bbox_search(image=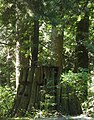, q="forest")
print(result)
[0,0,94,119]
